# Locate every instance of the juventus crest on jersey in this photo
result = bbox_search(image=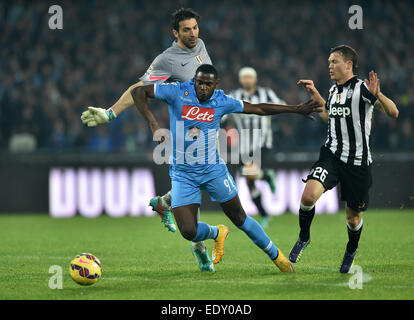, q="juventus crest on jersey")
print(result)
[324,76,378,166]
[227,86,285,157]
